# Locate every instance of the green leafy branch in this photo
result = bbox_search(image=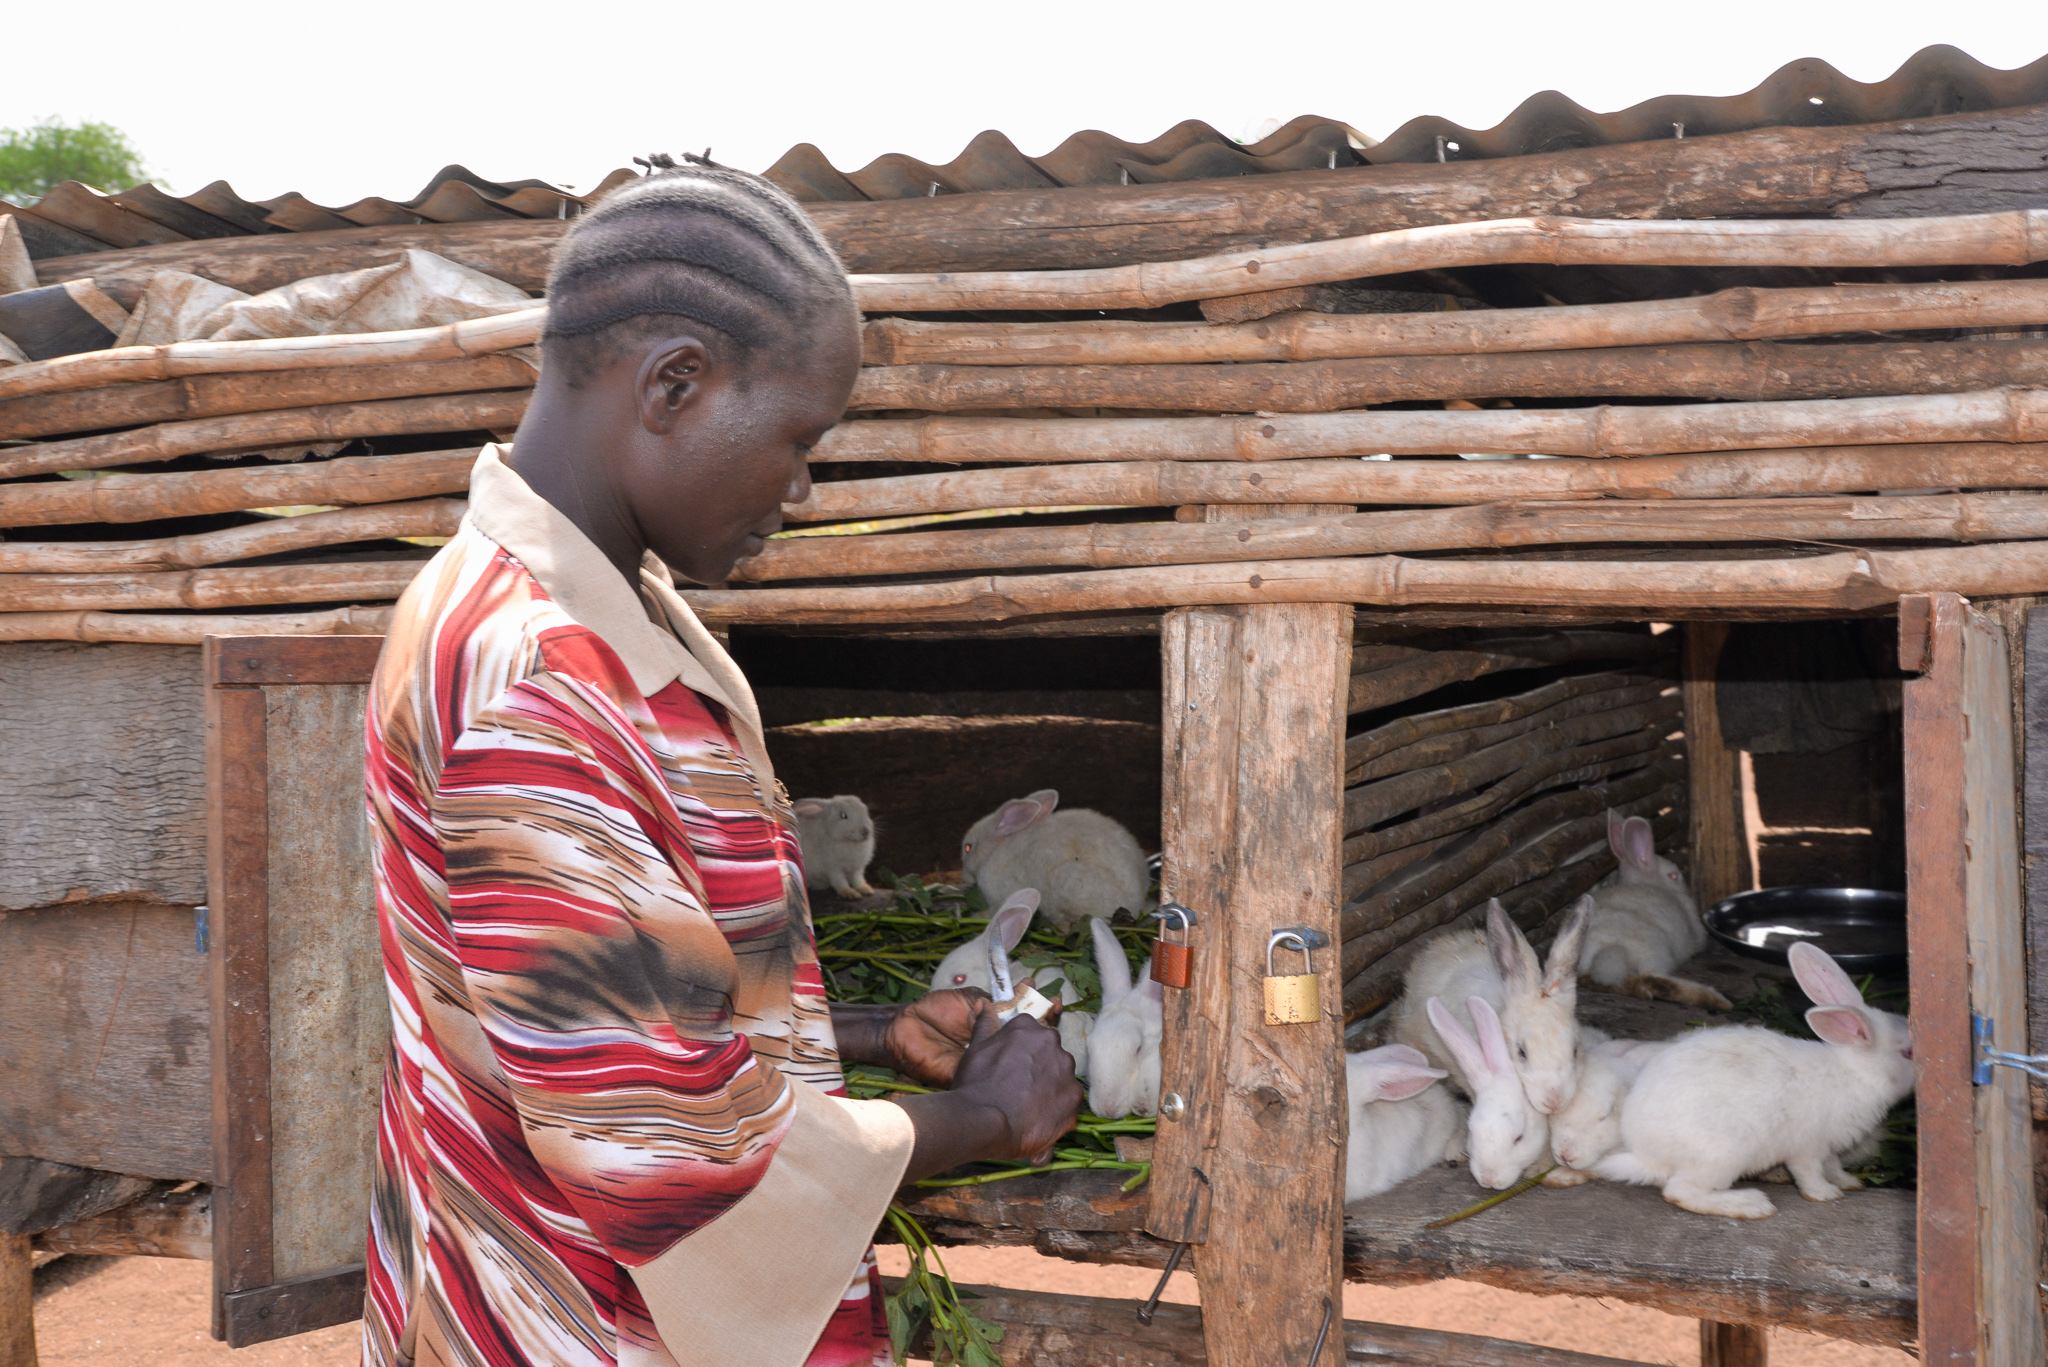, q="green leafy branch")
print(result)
[884,1203,1004,1367]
